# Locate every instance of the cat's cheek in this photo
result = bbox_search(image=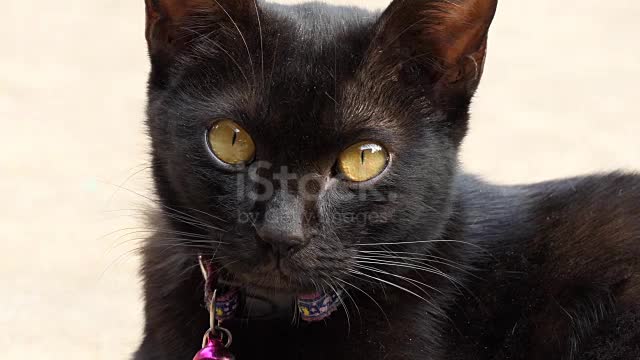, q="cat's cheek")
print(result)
[366,209,396,225]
